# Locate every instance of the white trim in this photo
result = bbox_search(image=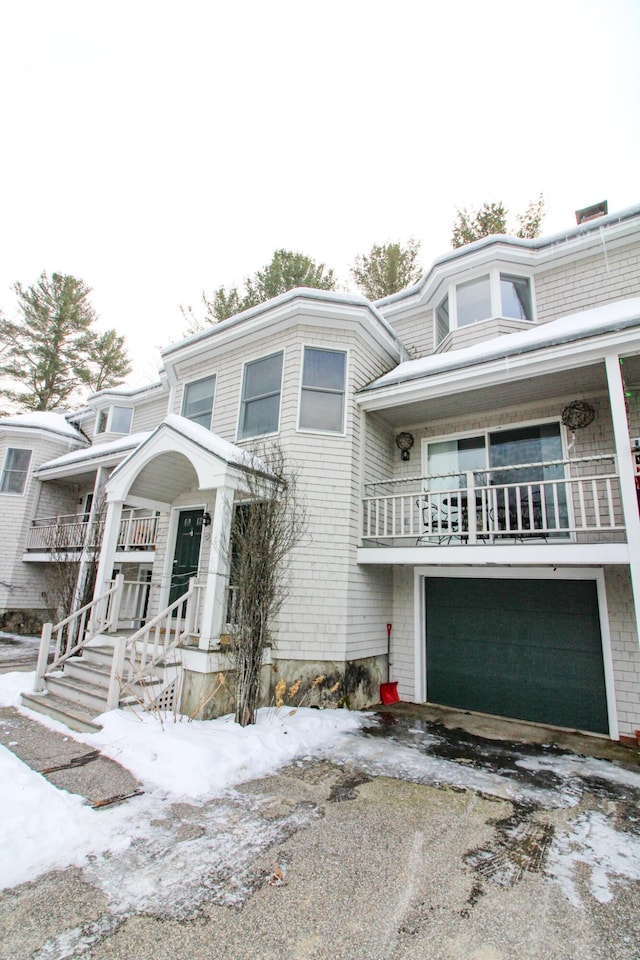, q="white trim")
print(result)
[412,565,618,739]
[296,343,349,437]
[235,347,286,442]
